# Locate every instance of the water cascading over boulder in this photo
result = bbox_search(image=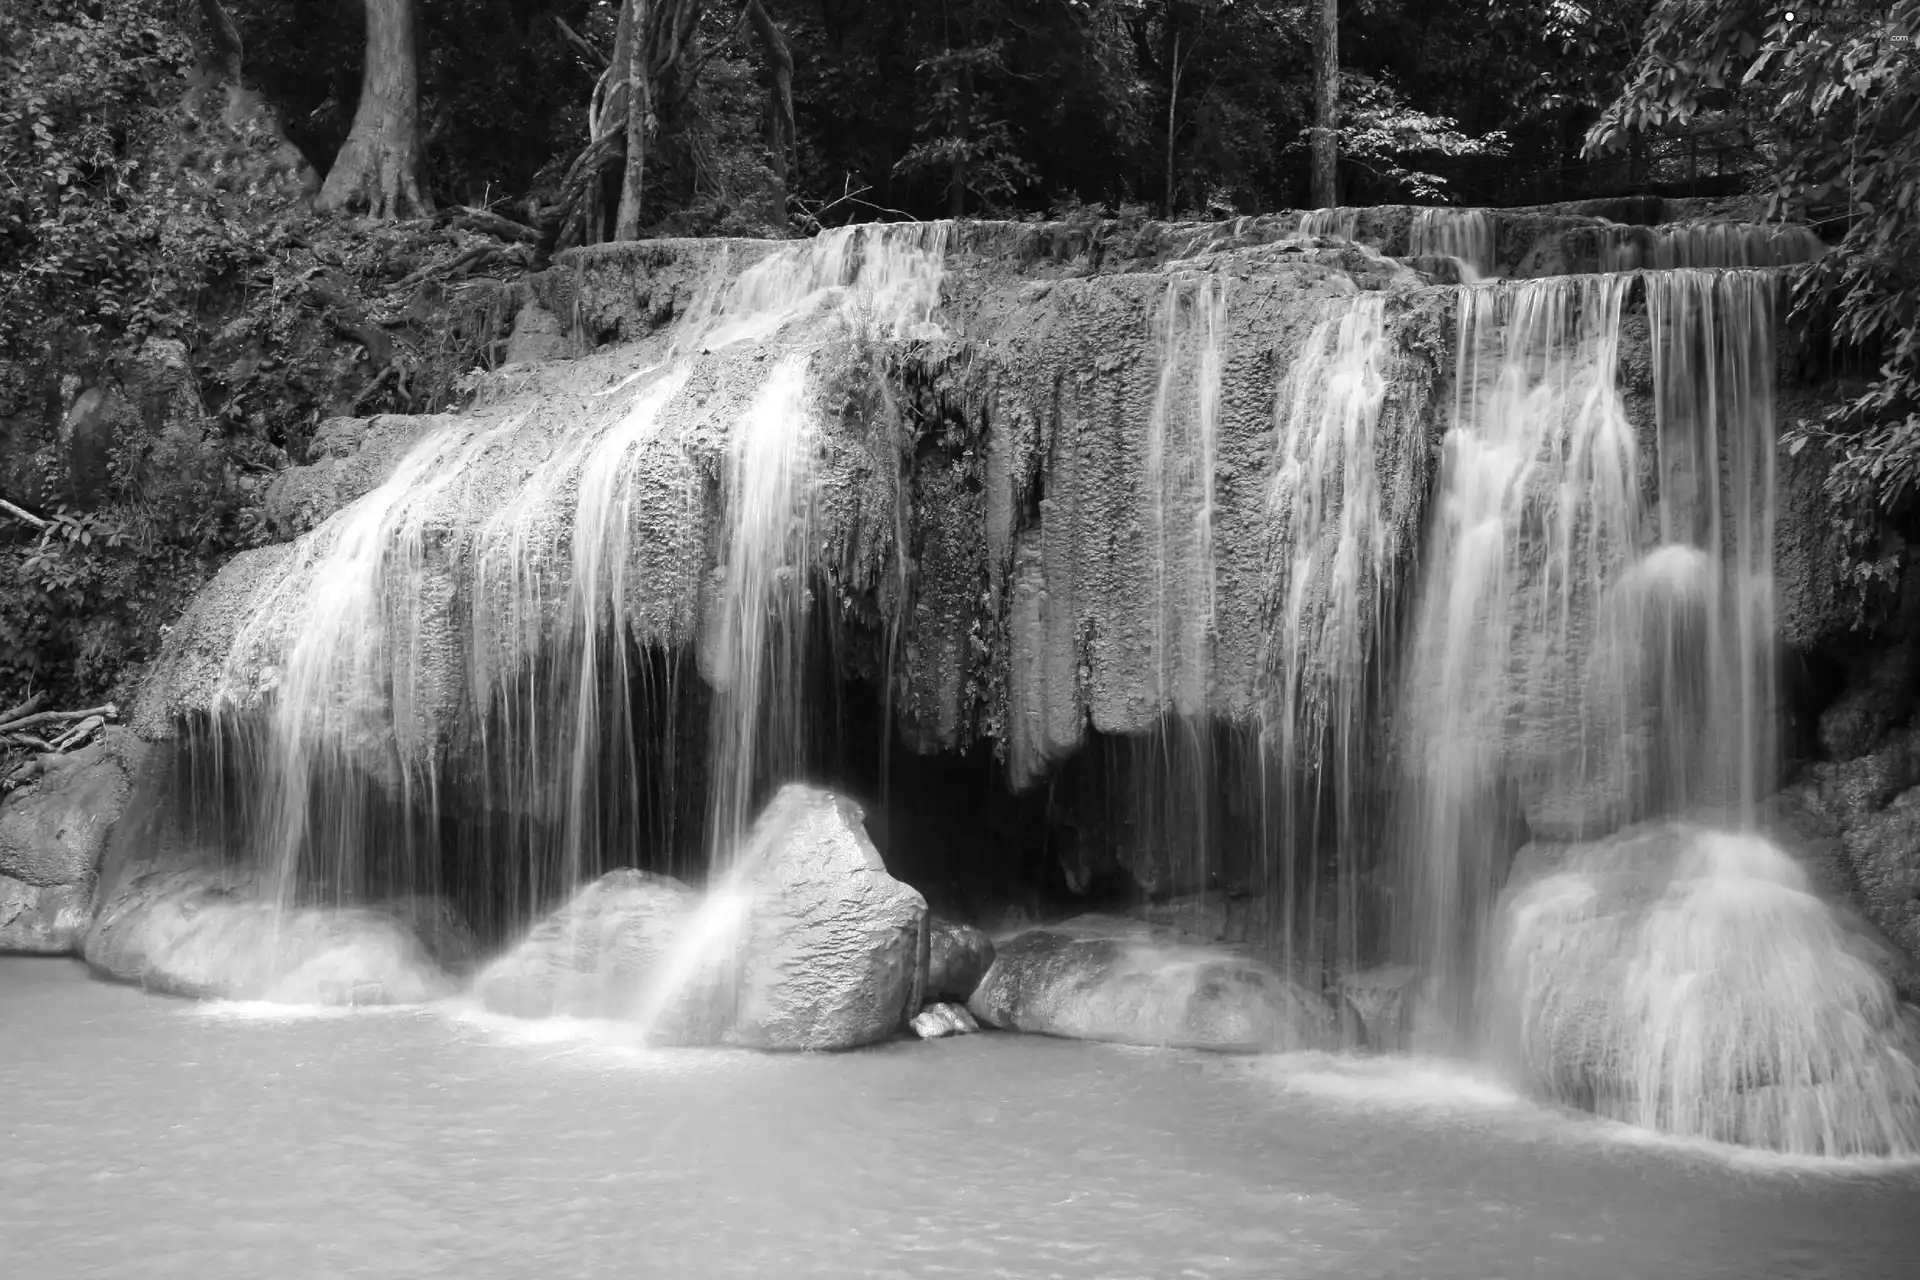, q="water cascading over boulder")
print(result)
[968,916,1335,1052]
[475,784,925,1050]
[1488,824,1920,1157]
